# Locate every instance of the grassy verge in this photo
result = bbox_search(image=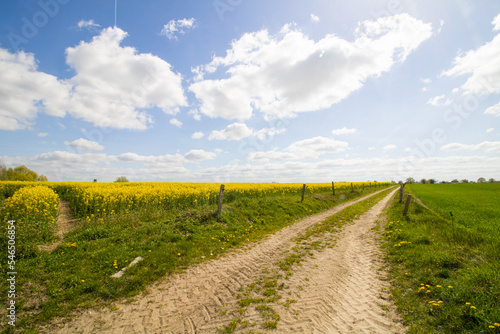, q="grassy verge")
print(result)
[0,186,391,333]
[219,187,395,333]
[382,186,500,333]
